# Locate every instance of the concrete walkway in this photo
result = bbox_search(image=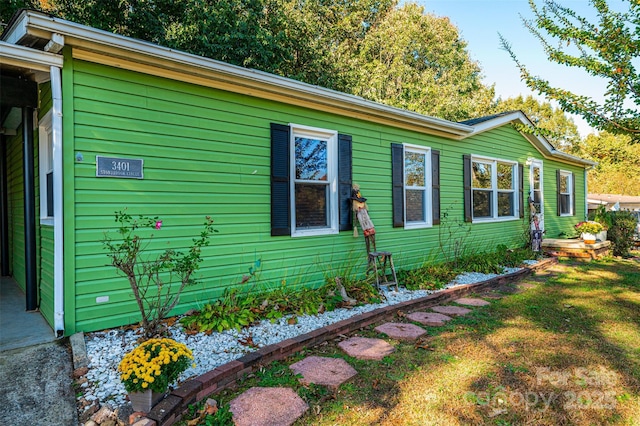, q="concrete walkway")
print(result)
[1,277,77,425]
[1,276,56,351]
[0,341,77,425]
